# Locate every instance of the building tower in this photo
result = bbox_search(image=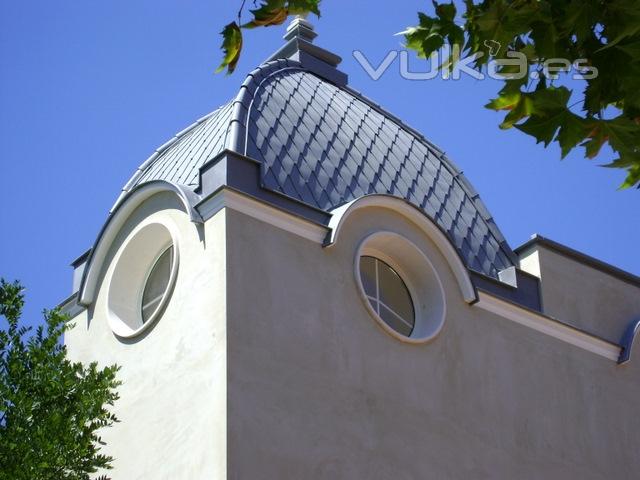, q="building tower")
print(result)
[62,17,640,479]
